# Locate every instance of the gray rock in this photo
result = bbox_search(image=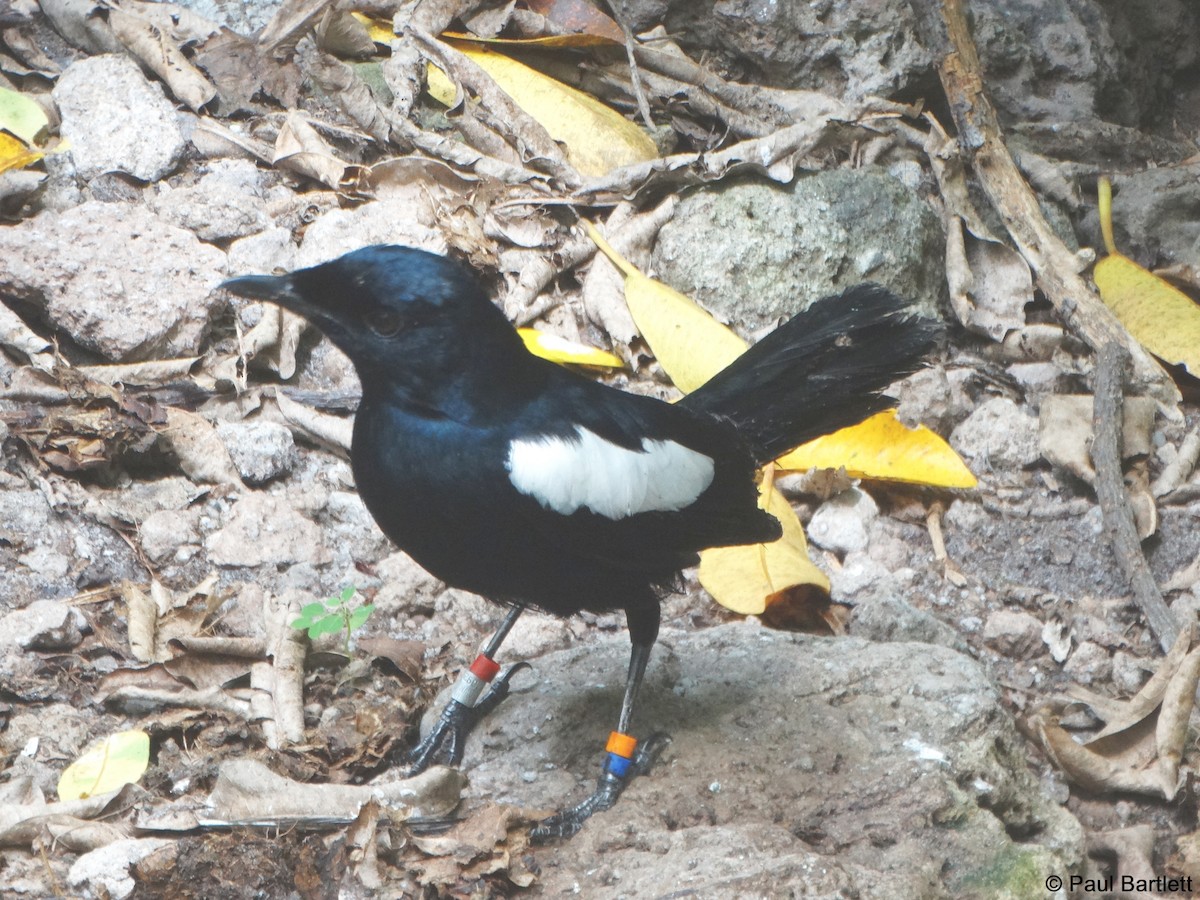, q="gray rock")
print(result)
[652,169,944,335]
[1110,649,1149,695]
[0,488,78,604]
[807,487,879,555]
[372,551,449,616]
[205,492,330,568]
[1063,640,1112,684]
[139,509,202,566]
[0,201,225,361]
[950,397,1041,471]
[502,611,573,662]
[461,623,1082,898]
[830,549,889,599]
[1099,164,1200,270]
[322,490,392,571]
[67,838,174,900]
[850,582,967,650]
[215,420,297,484]
[296,197,447,269]
[983,609,1045,658]
[172,0,277,34]
[149,159,272,242]
[1088,0,1199,128]
[0,600,88,650]
[53,55,185,182]
[226,226,298,279]
[624,0,1163,131]
[969,0,1128,125]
